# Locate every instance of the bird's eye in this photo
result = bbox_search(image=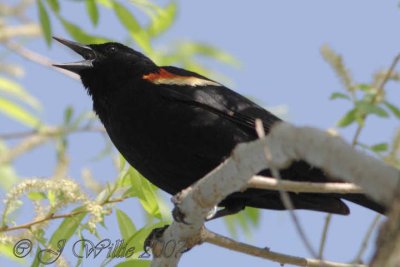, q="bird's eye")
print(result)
[107,45,117,54]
